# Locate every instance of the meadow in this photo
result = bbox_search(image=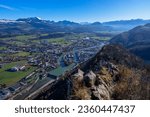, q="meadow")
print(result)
[0,61,36,86]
